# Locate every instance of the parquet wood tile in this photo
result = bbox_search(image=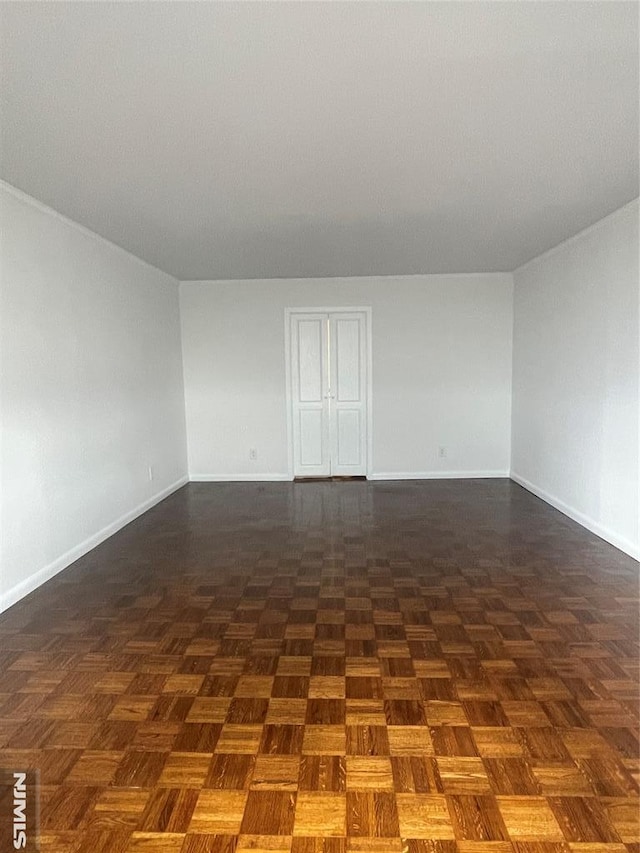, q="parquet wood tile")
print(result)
[0,480,638,852]
[293,792,346,836]
[396,794,455,839]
